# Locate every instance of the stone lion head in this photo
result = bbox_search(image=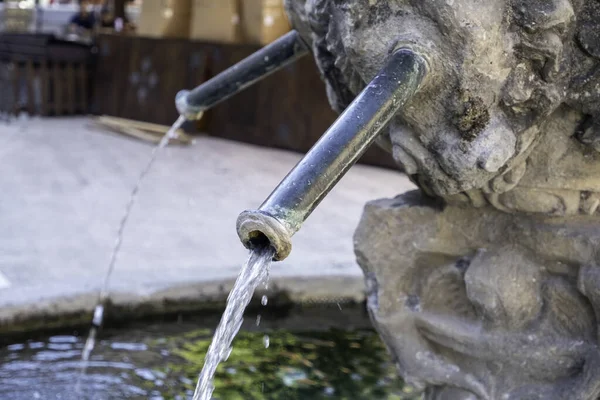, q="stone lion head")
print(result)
[285,0,600,199]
